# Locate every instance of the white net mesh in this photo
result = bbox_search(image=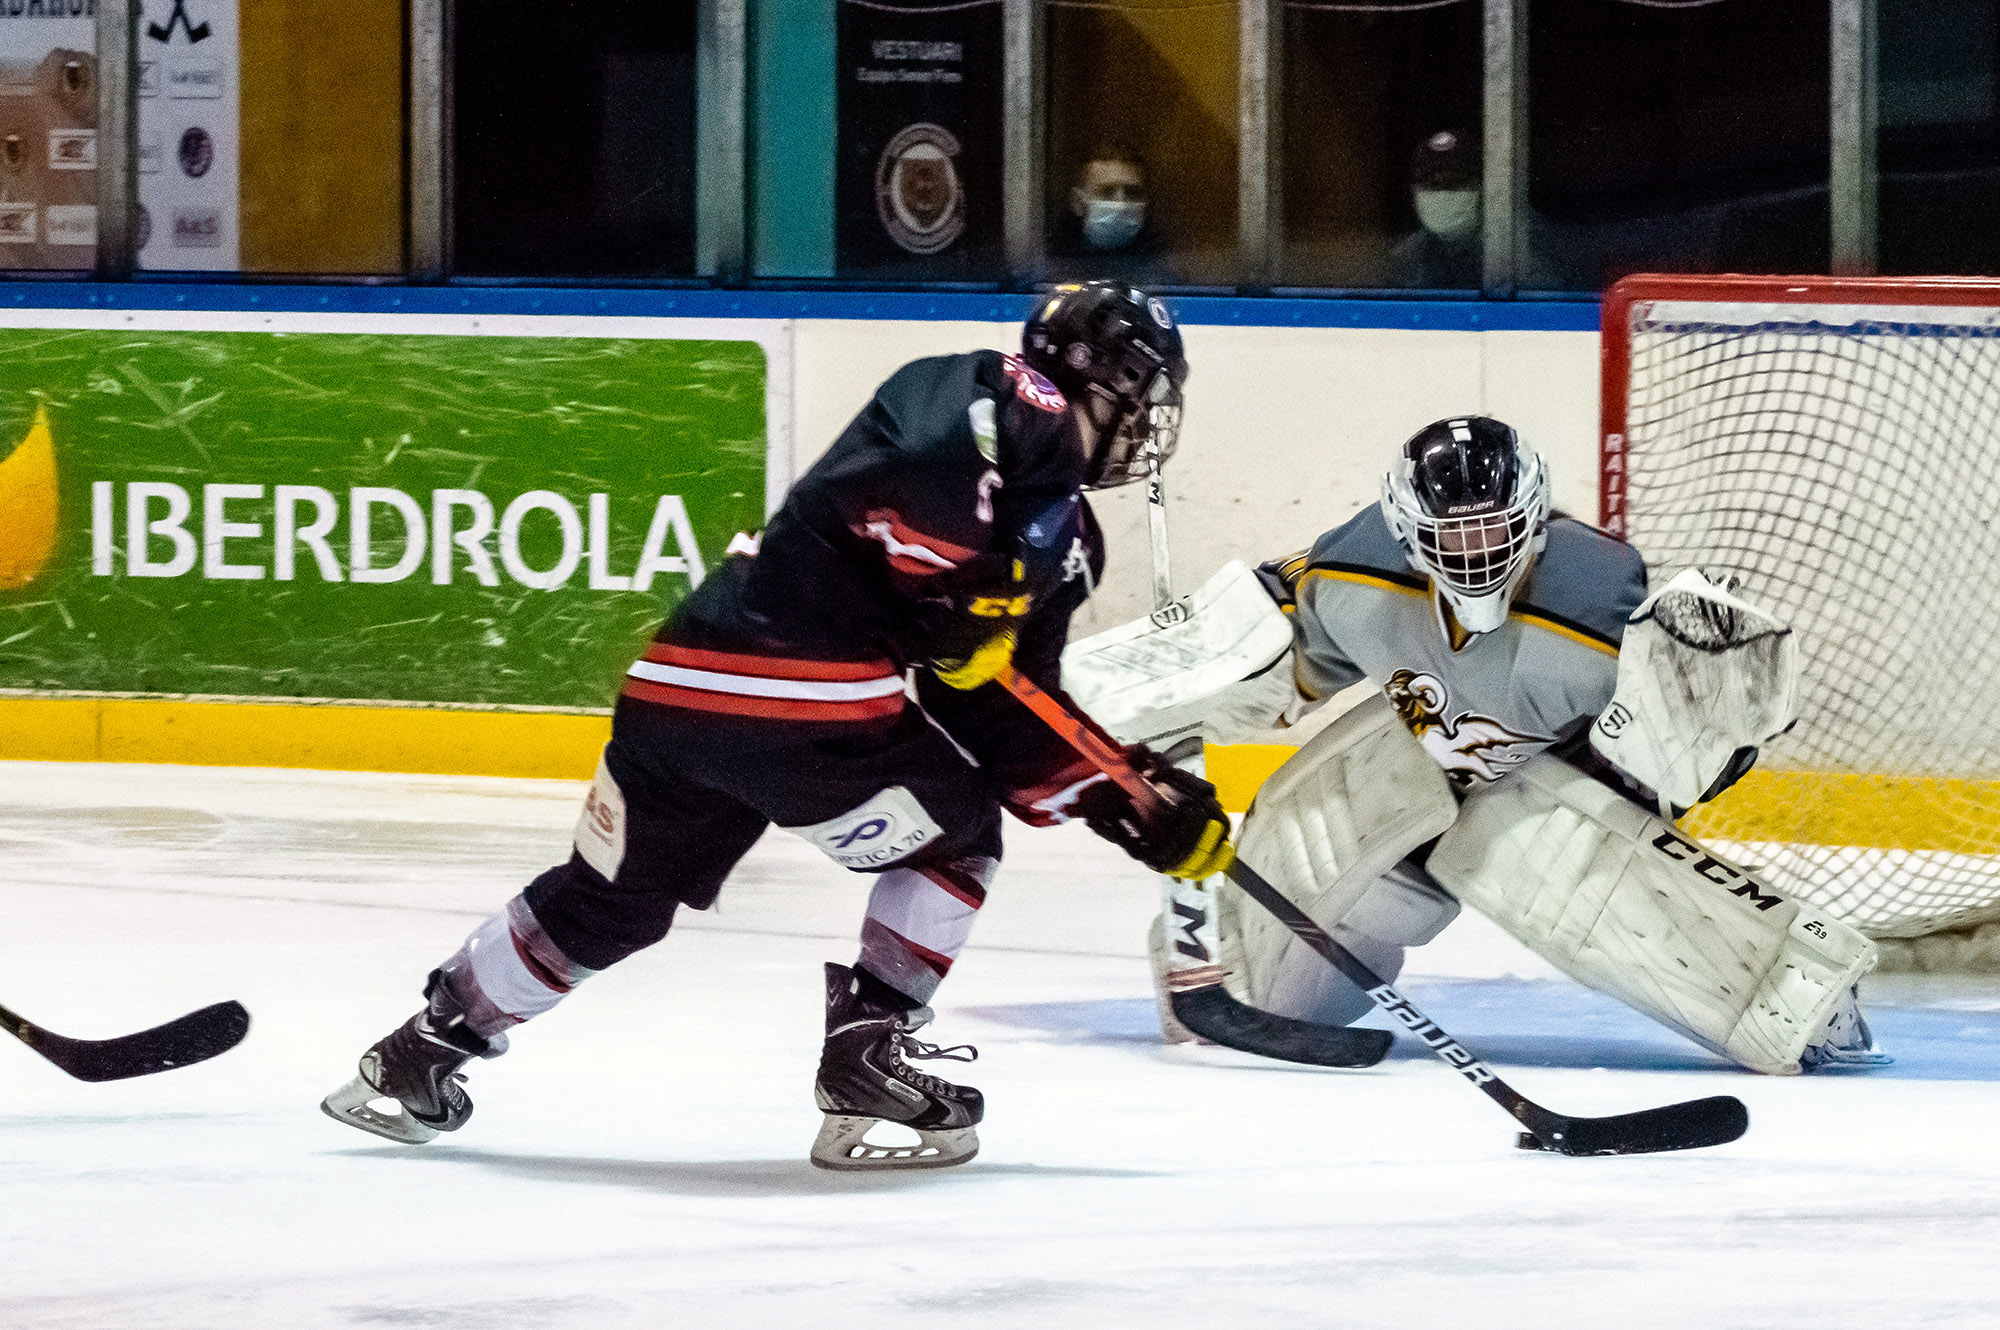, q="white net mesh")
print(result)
[1617,293,2000,949]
